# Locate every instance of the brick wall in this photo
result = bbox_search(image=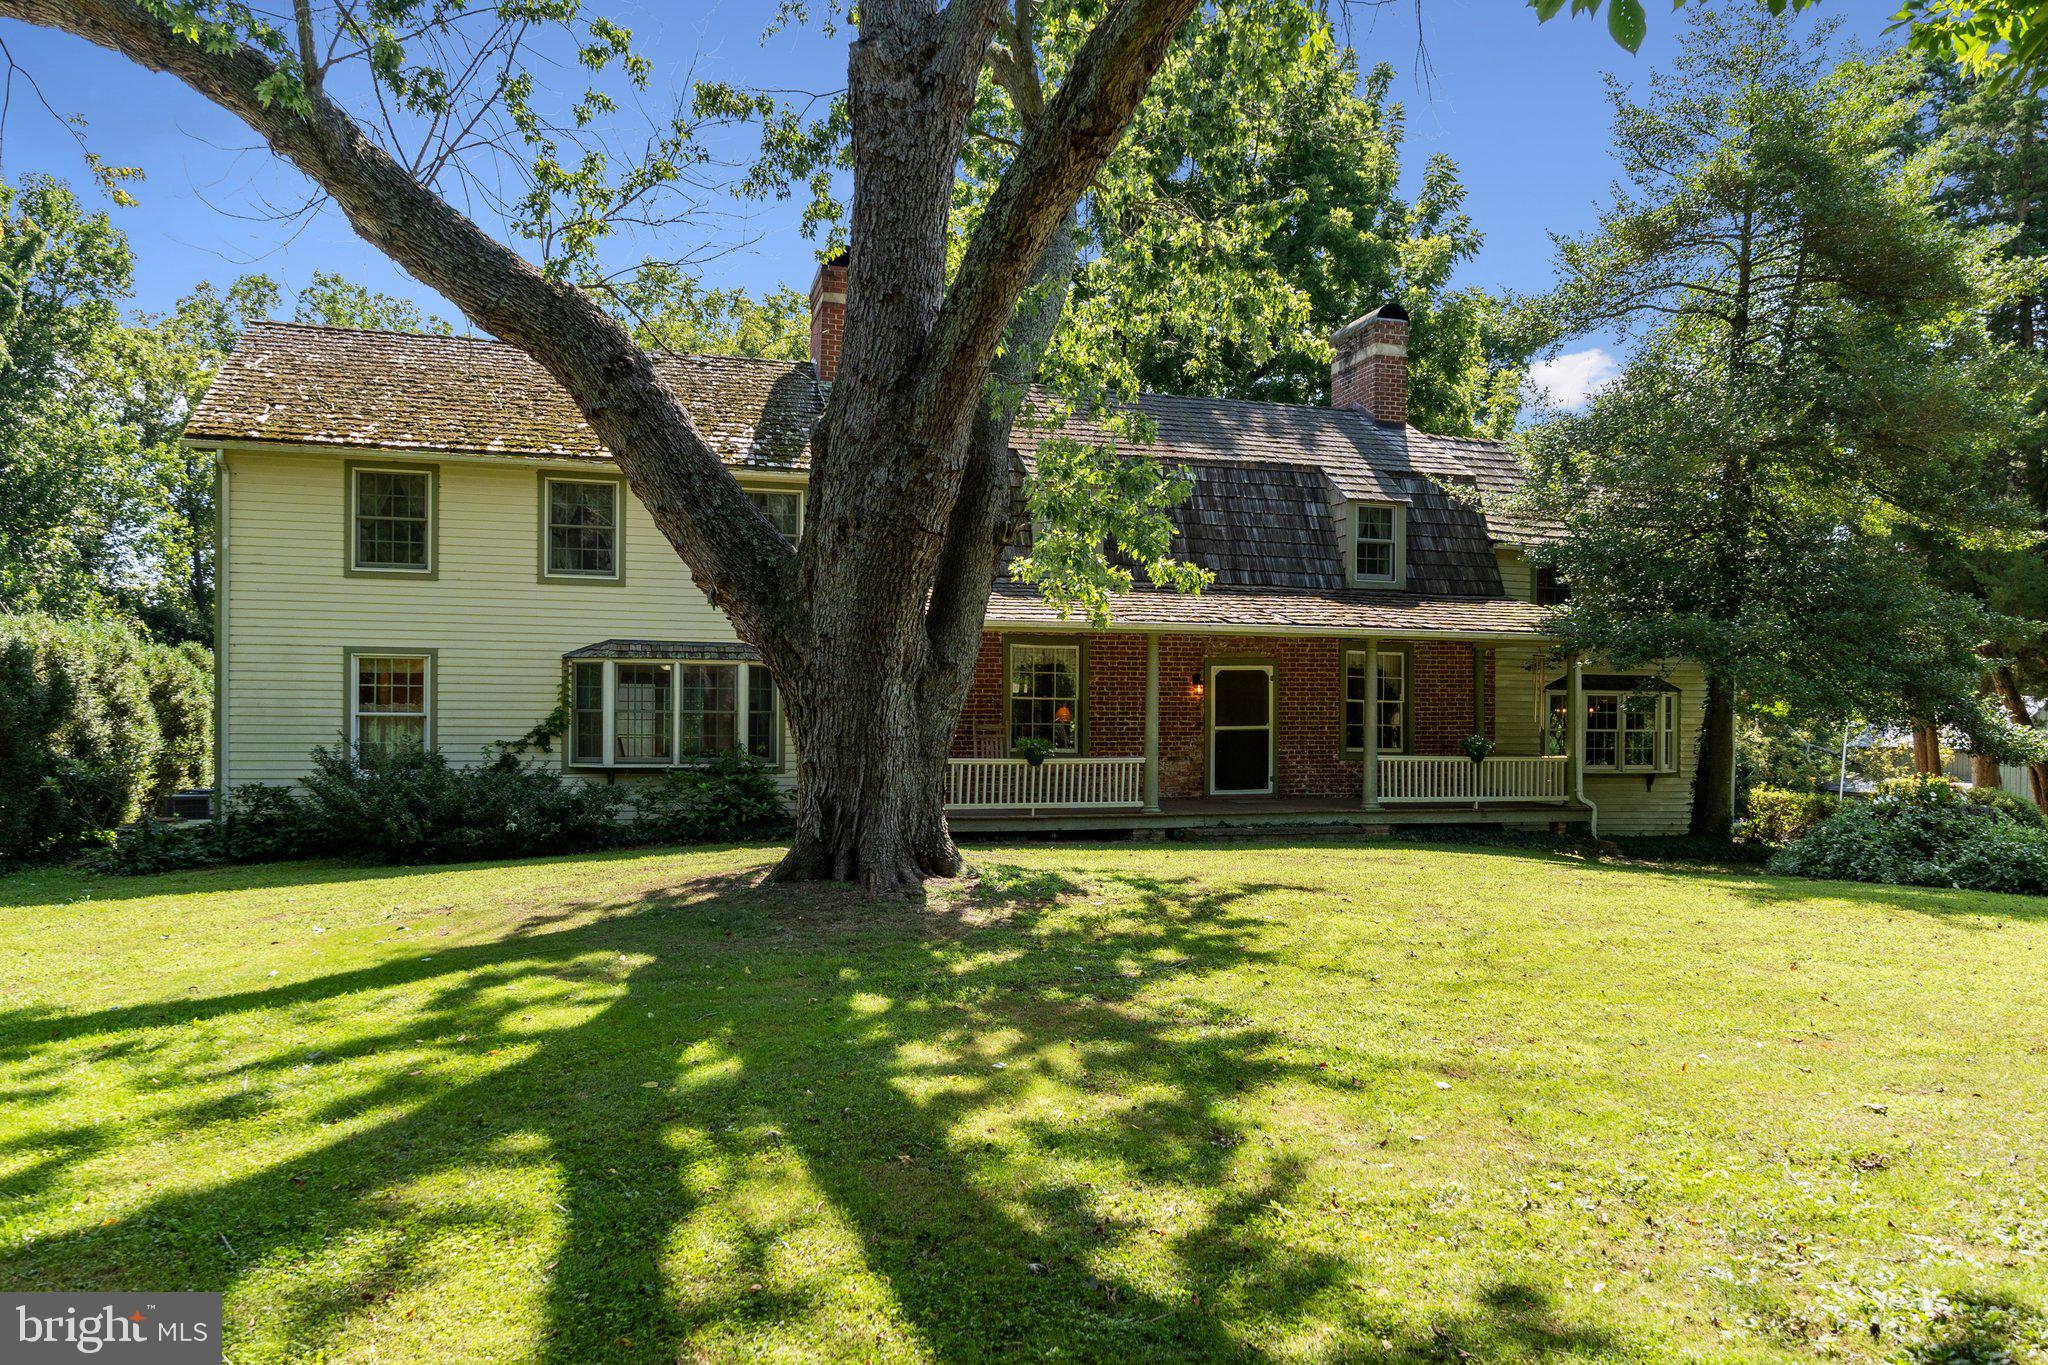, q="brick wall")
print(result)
[949,631,1497,799]
[1329,313,1408,425]
[808,257,846,382]
[1409,642,1495,755]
